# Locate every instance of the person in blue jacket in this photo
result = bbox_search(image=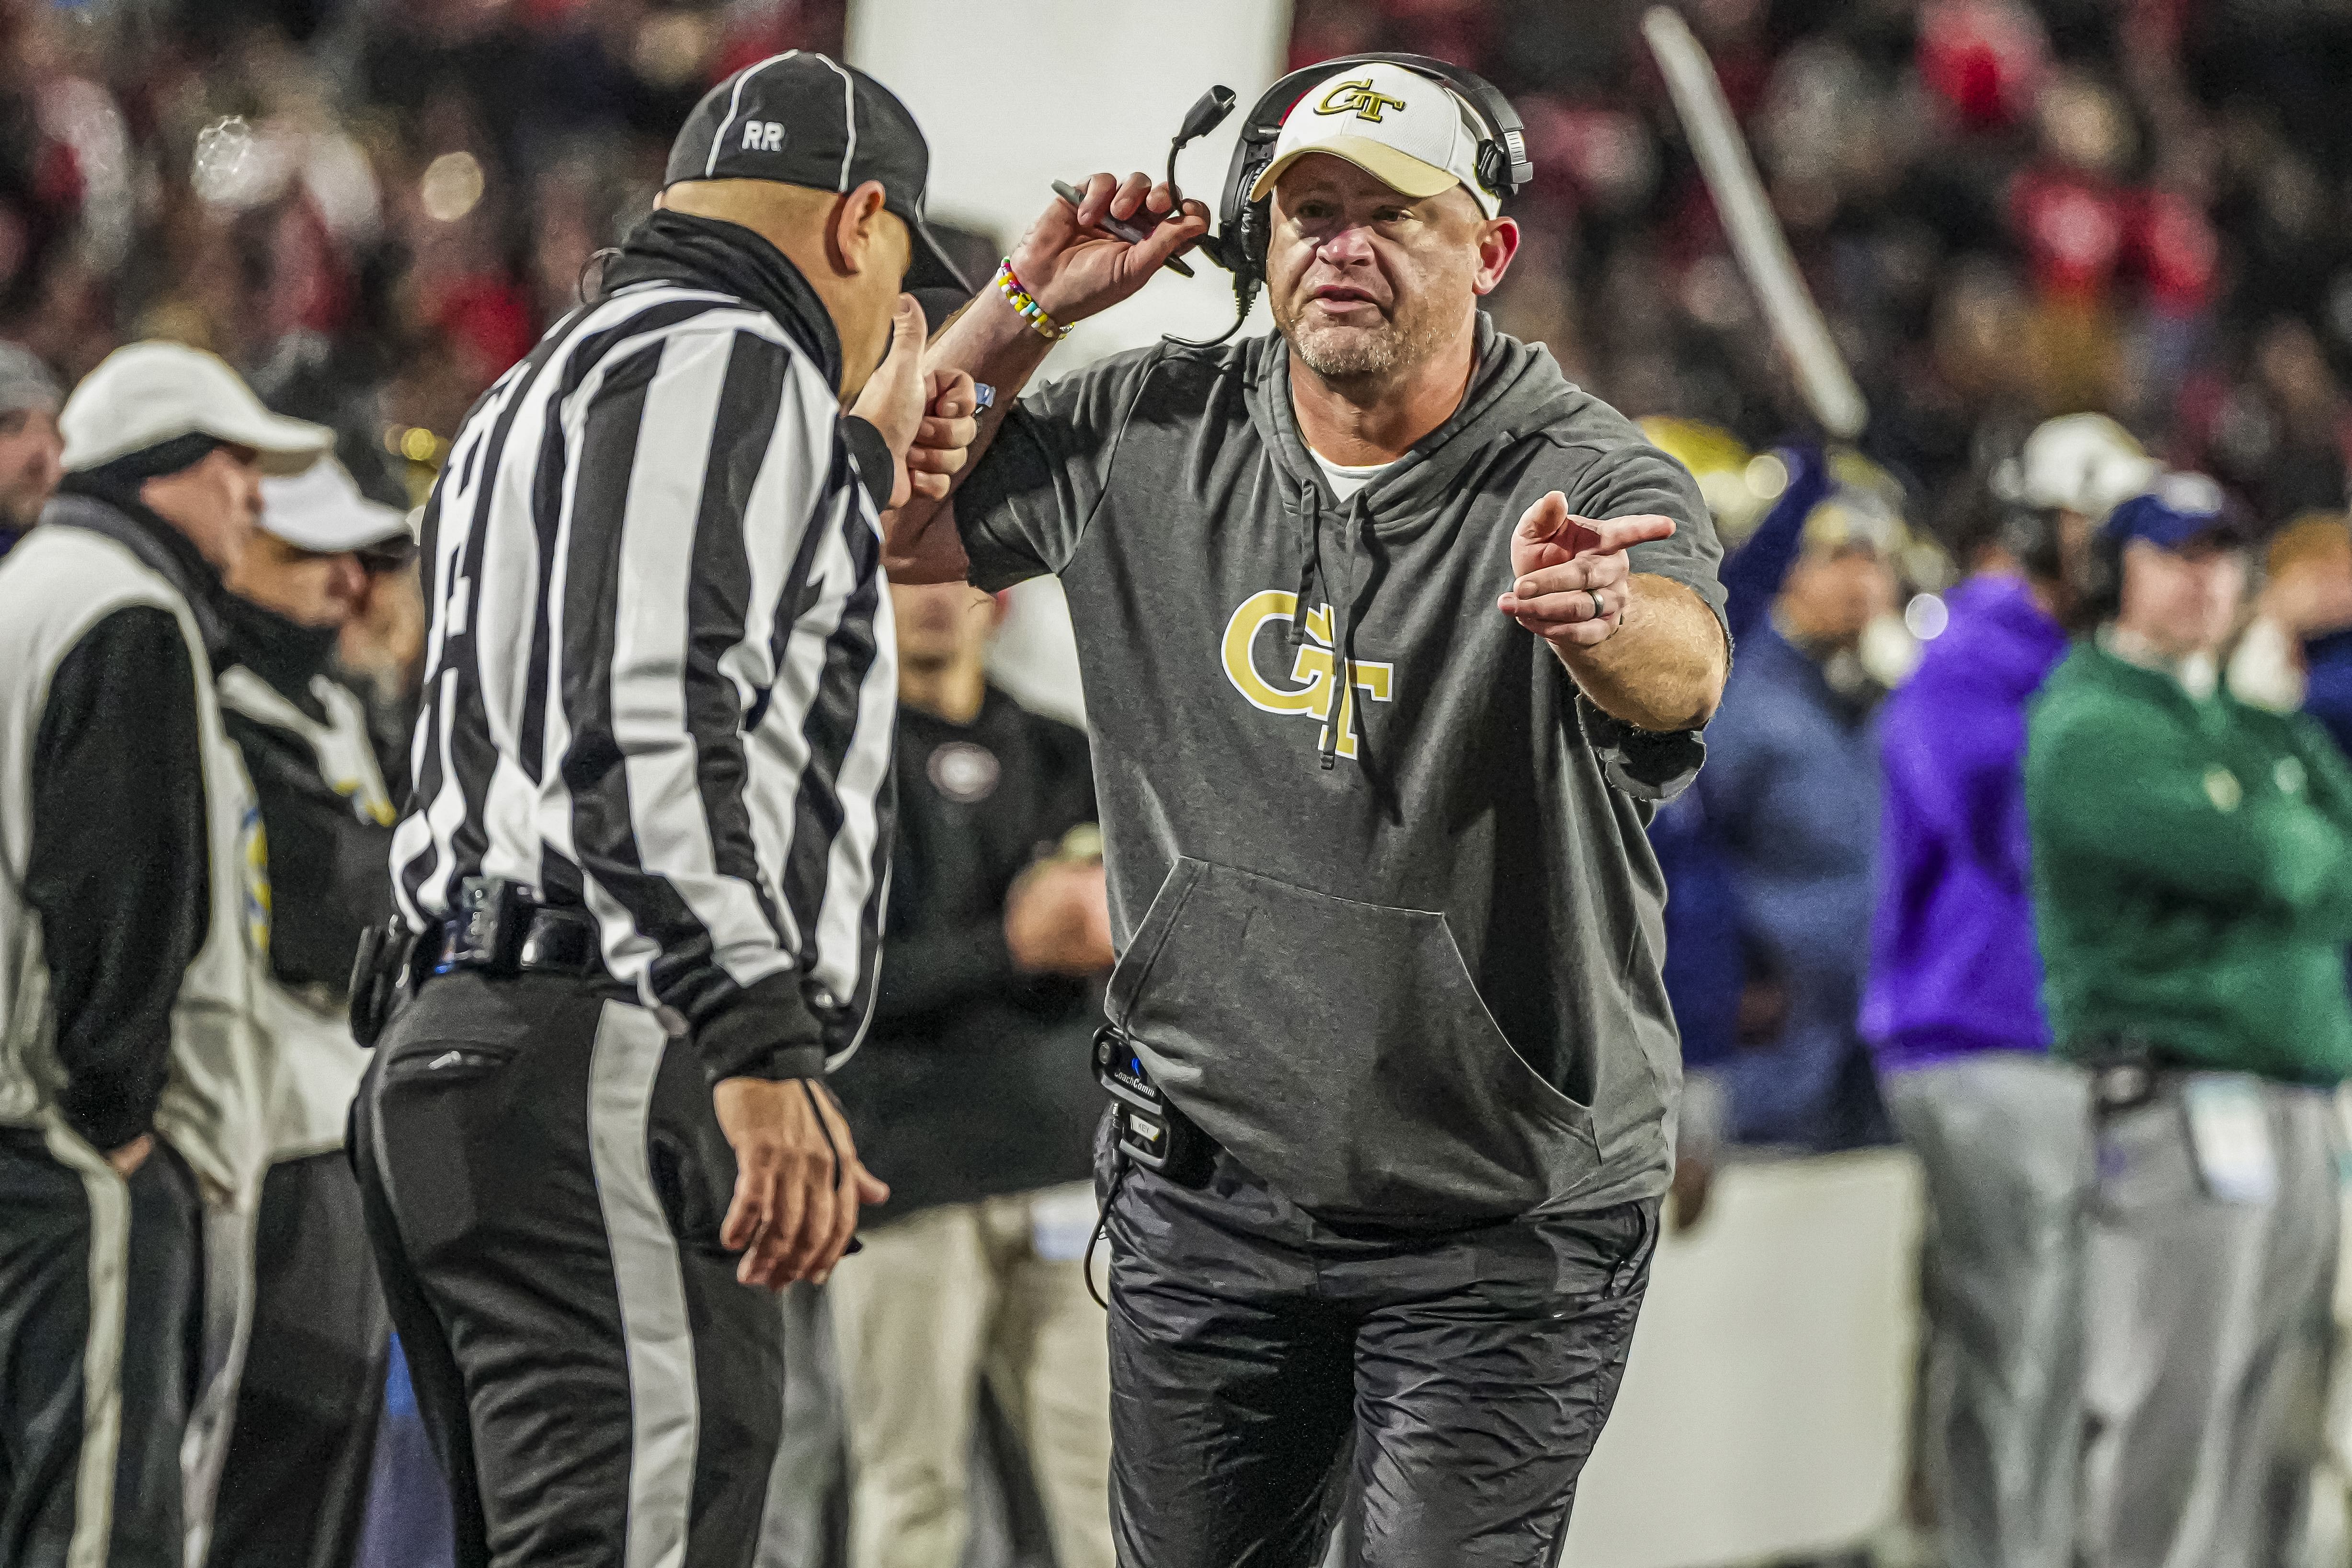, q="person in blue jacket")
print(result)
[1691,473,1906,1150]
[1646,436,1831,1086]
